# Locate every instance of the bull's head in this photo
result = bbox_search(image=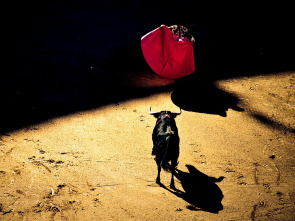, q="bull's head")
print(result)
[149,107,181,119]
